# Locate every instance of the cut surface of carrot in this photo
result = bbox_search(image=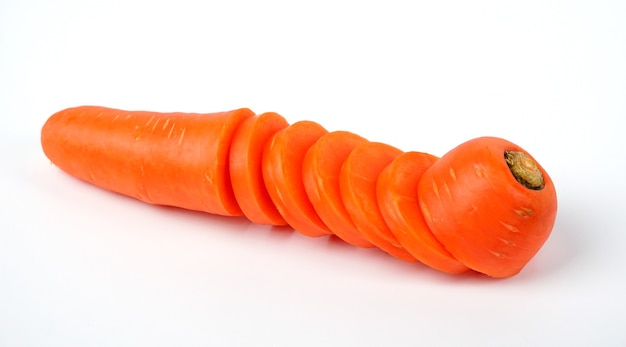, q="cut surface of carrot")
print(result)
[302,131,374,248]
[41,106,254,216]
[340,142,417,262]
[377,151,469,274]
[418,137,558,278]
[230,112,289,226]
[262,121,332,237]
